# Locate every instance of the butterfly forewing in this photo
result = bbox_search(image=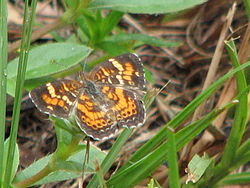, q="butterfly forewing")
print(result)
[29,79,82,118]
[88,53,146,90]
